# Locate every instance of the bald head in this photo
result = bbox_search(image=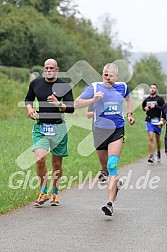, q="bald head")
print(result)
[102,63,119,86]
[44,58,58,67]
[44,58,59,82]
[103,63,118,75]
